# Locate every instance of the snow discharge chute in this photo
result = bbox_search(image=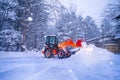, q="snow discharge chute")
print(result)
[58,38,83,49]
